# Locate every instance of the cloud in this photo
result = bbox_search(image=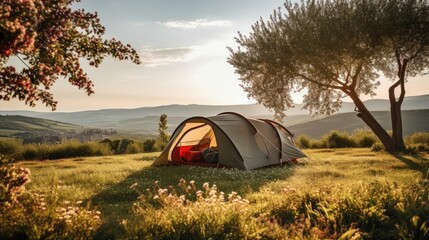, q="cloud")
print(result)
[140,47,195,67]
[141,37,234,67]
[161,19,232,30]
